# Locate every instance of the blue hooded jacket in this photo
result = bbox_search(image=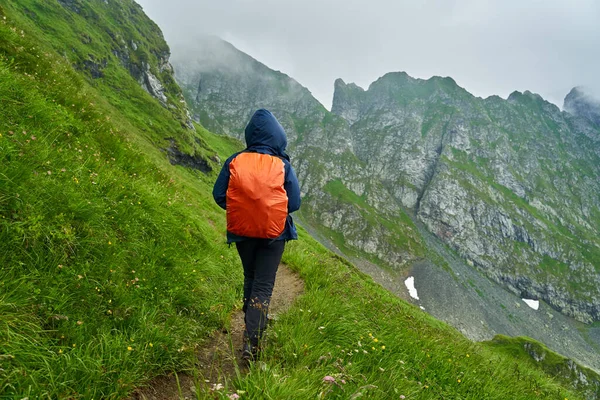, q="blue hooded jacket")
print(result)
[212,109,301,243]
